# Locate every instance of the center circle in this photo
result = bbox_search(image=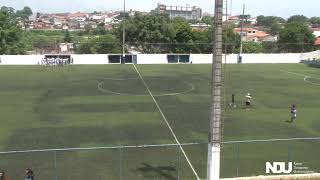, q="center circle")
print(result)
[304,76,320,85]
[98,77,194,96]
